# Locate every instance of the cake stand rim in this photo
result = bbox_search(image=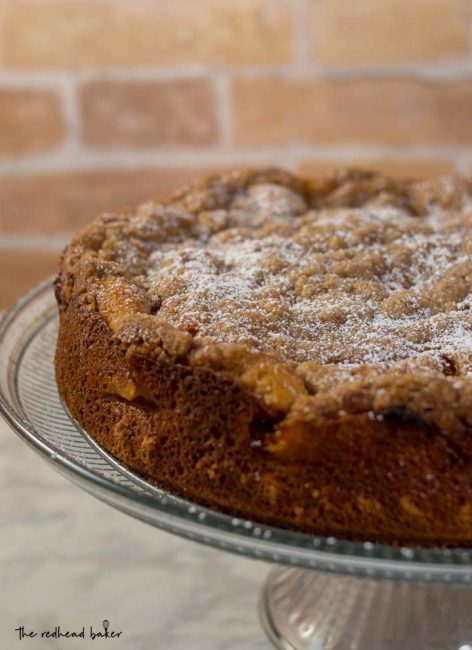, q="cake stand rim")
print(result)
[1,279,472,582]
